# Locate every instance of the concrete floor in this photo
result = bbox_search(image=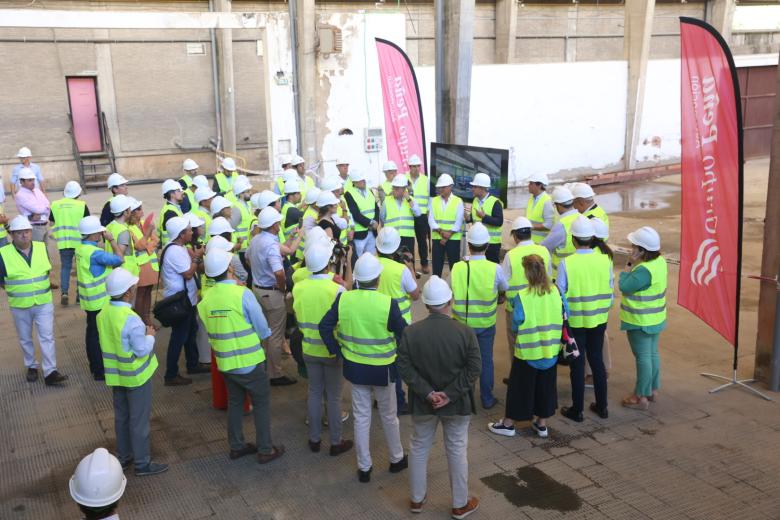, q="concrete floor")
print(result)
[1,160,779,519]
